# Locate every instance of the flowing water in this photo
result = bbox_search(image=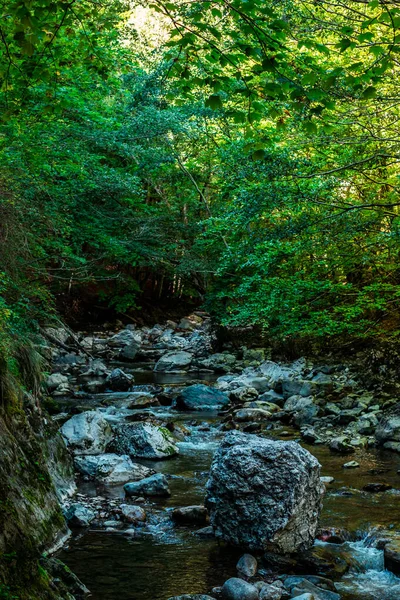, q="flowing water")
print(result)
[58,368,400,599]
